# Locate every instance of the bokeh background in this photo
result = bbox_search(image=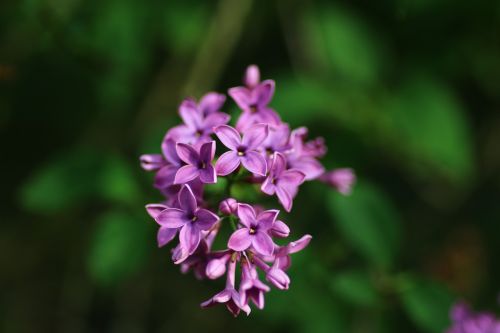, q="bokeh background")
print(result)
[1,0,500,332]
